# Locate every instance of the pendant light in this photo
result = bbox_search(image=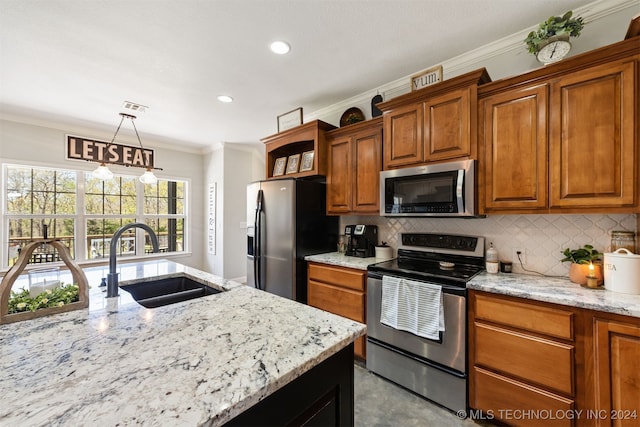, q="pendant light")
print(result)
[139,168,157,184]
[93,112,159,184]
[92,162,114,179]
